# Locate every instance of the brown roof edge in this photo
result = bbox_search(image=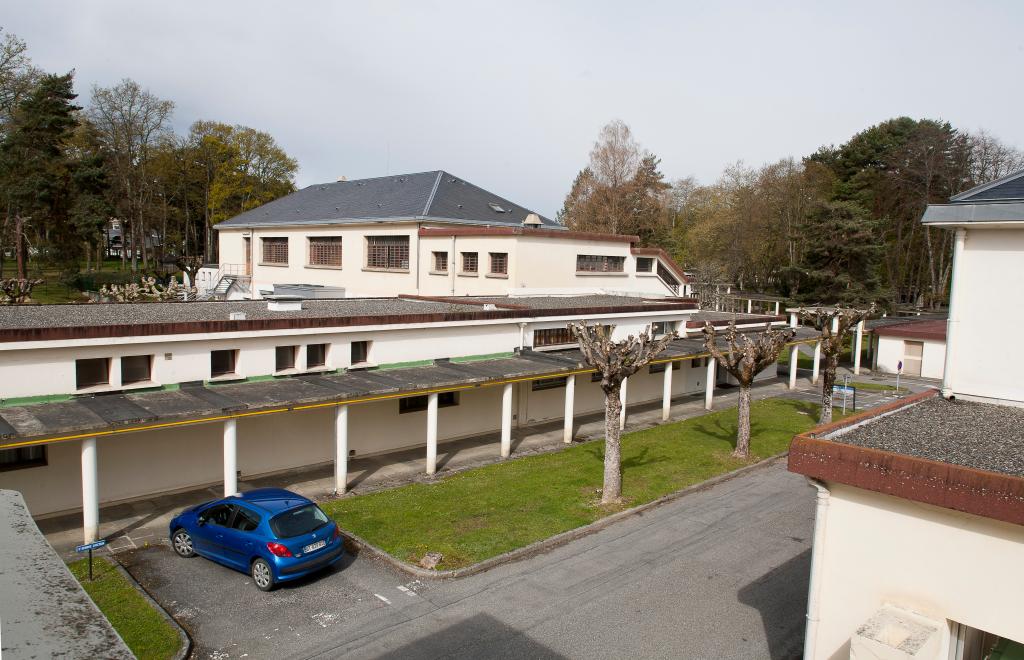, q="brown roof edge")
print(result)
[788,389,1024,526]
[630,246,691,283]
[418,226,639,244]
[685,315,785,328]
